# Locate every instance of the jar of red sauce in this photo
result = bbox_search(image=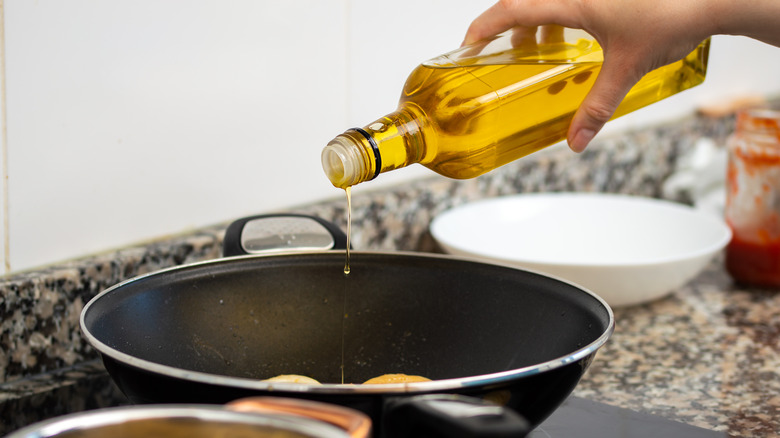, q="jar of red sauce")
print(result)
[725,108,780,287]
